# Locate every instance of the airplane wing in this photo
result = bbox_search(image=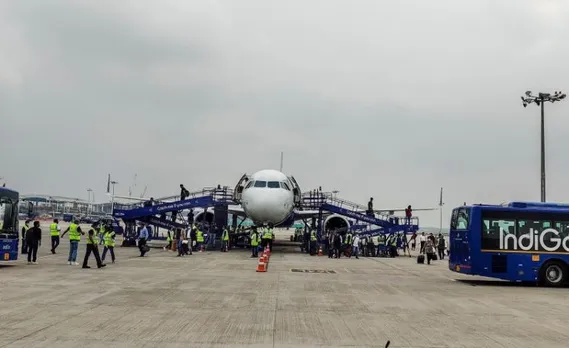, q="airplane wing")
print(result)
[373,207,438,213]
[227,206,247,218]
[293,209,333,220]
